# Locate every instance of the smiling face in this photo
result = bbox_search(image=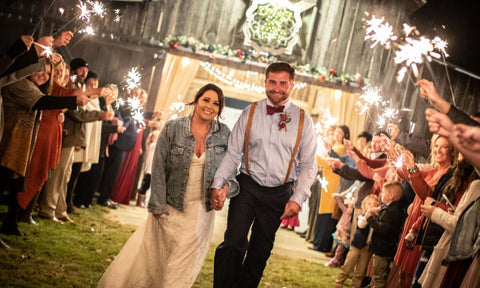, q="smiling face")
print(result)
[333,127,345,145]
[28,65,51,86]
[432,136,451,166]
[194,89,220,122]
[74,66,89,82]
[265,71,294,106]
